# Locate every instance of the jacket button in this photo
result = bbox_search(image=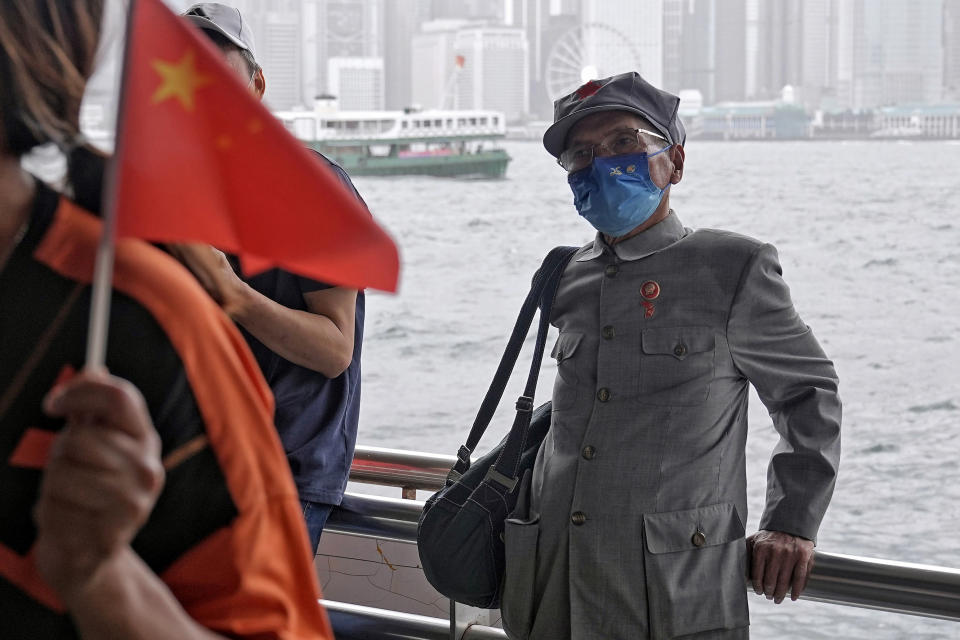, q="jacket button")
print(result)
[597,388,611,402]
[604,264,619,278]
[582,446,596,460]
[691,530,706,547]
[674,343,687,357]
[571,511,587,525]
[601,325,615,340]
